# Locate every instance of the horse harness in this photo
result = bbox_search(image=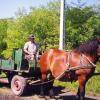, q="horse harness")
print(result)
[55,52,96,80]
[30,52,97,85]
